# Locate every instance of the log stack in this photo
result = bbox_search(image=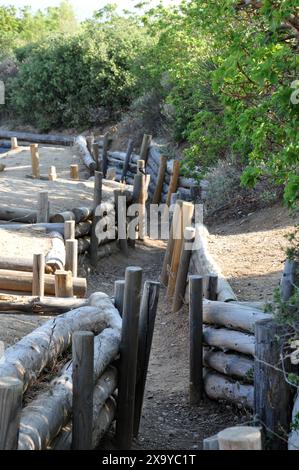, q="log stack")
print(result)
[0,293,122,450]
